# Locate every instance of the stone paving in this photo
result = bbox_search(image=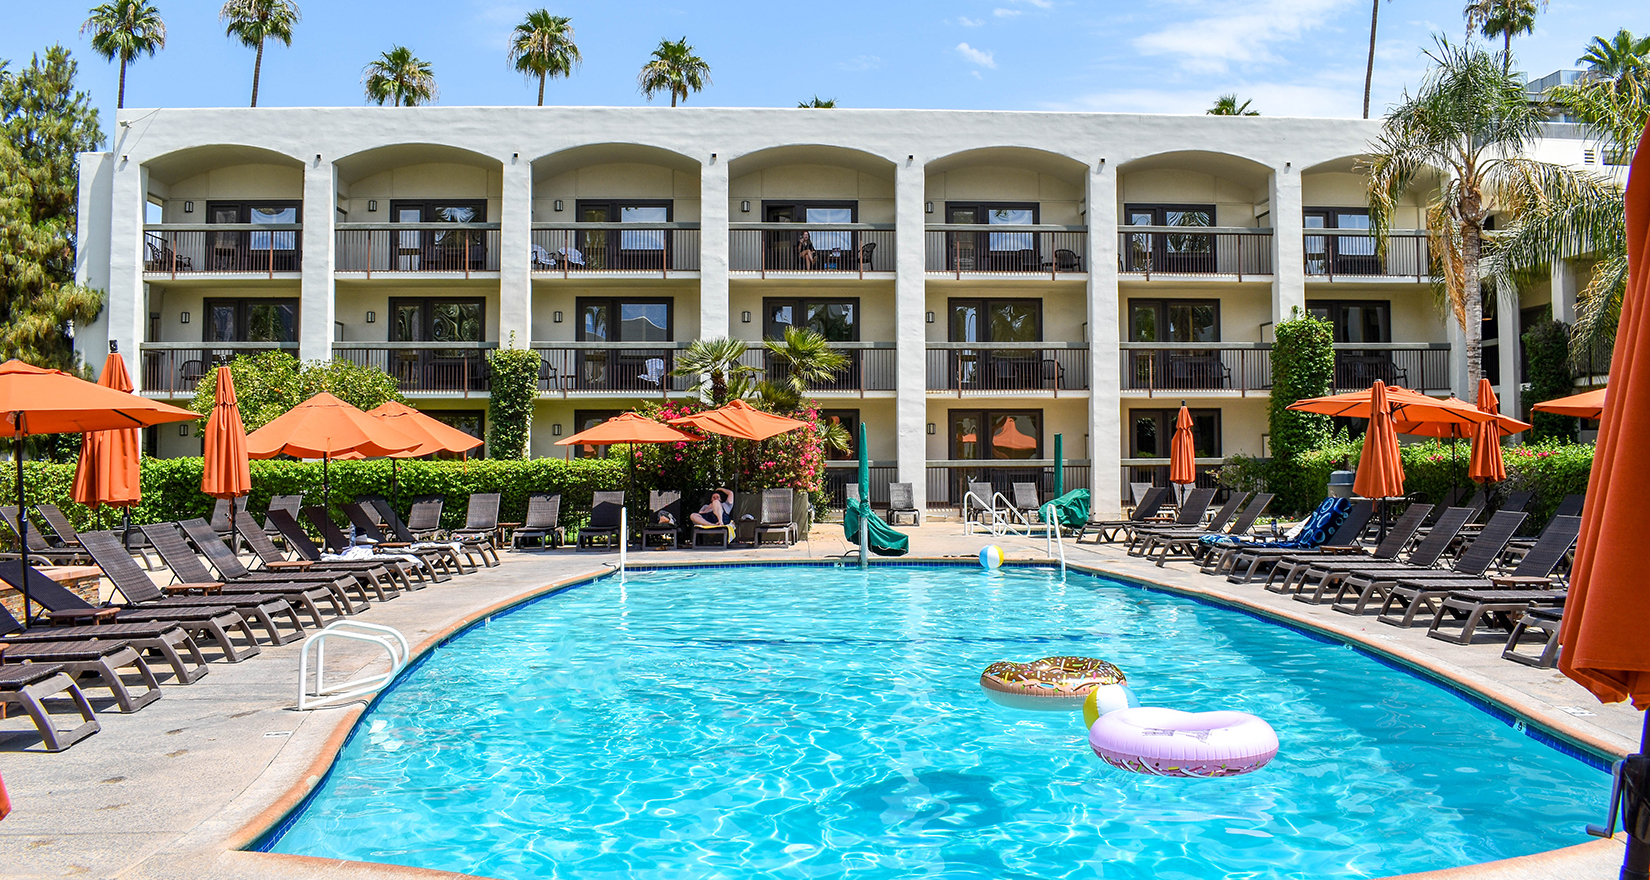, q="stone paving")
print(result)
[0,524,1634,879]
